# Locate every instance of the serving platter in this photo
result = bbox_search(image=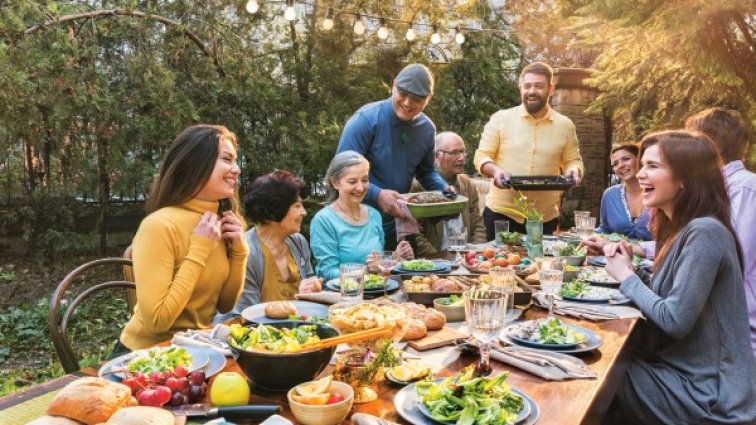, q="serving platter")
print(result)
[98,345,210,380]
[400,192,469,219]
[503,321,592,350]
[560,286,631,305]
[500,325,603,354]
[501,175,575,191]
[392,260,452,275]
[395,380,539,425]
[241,300,329,324]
